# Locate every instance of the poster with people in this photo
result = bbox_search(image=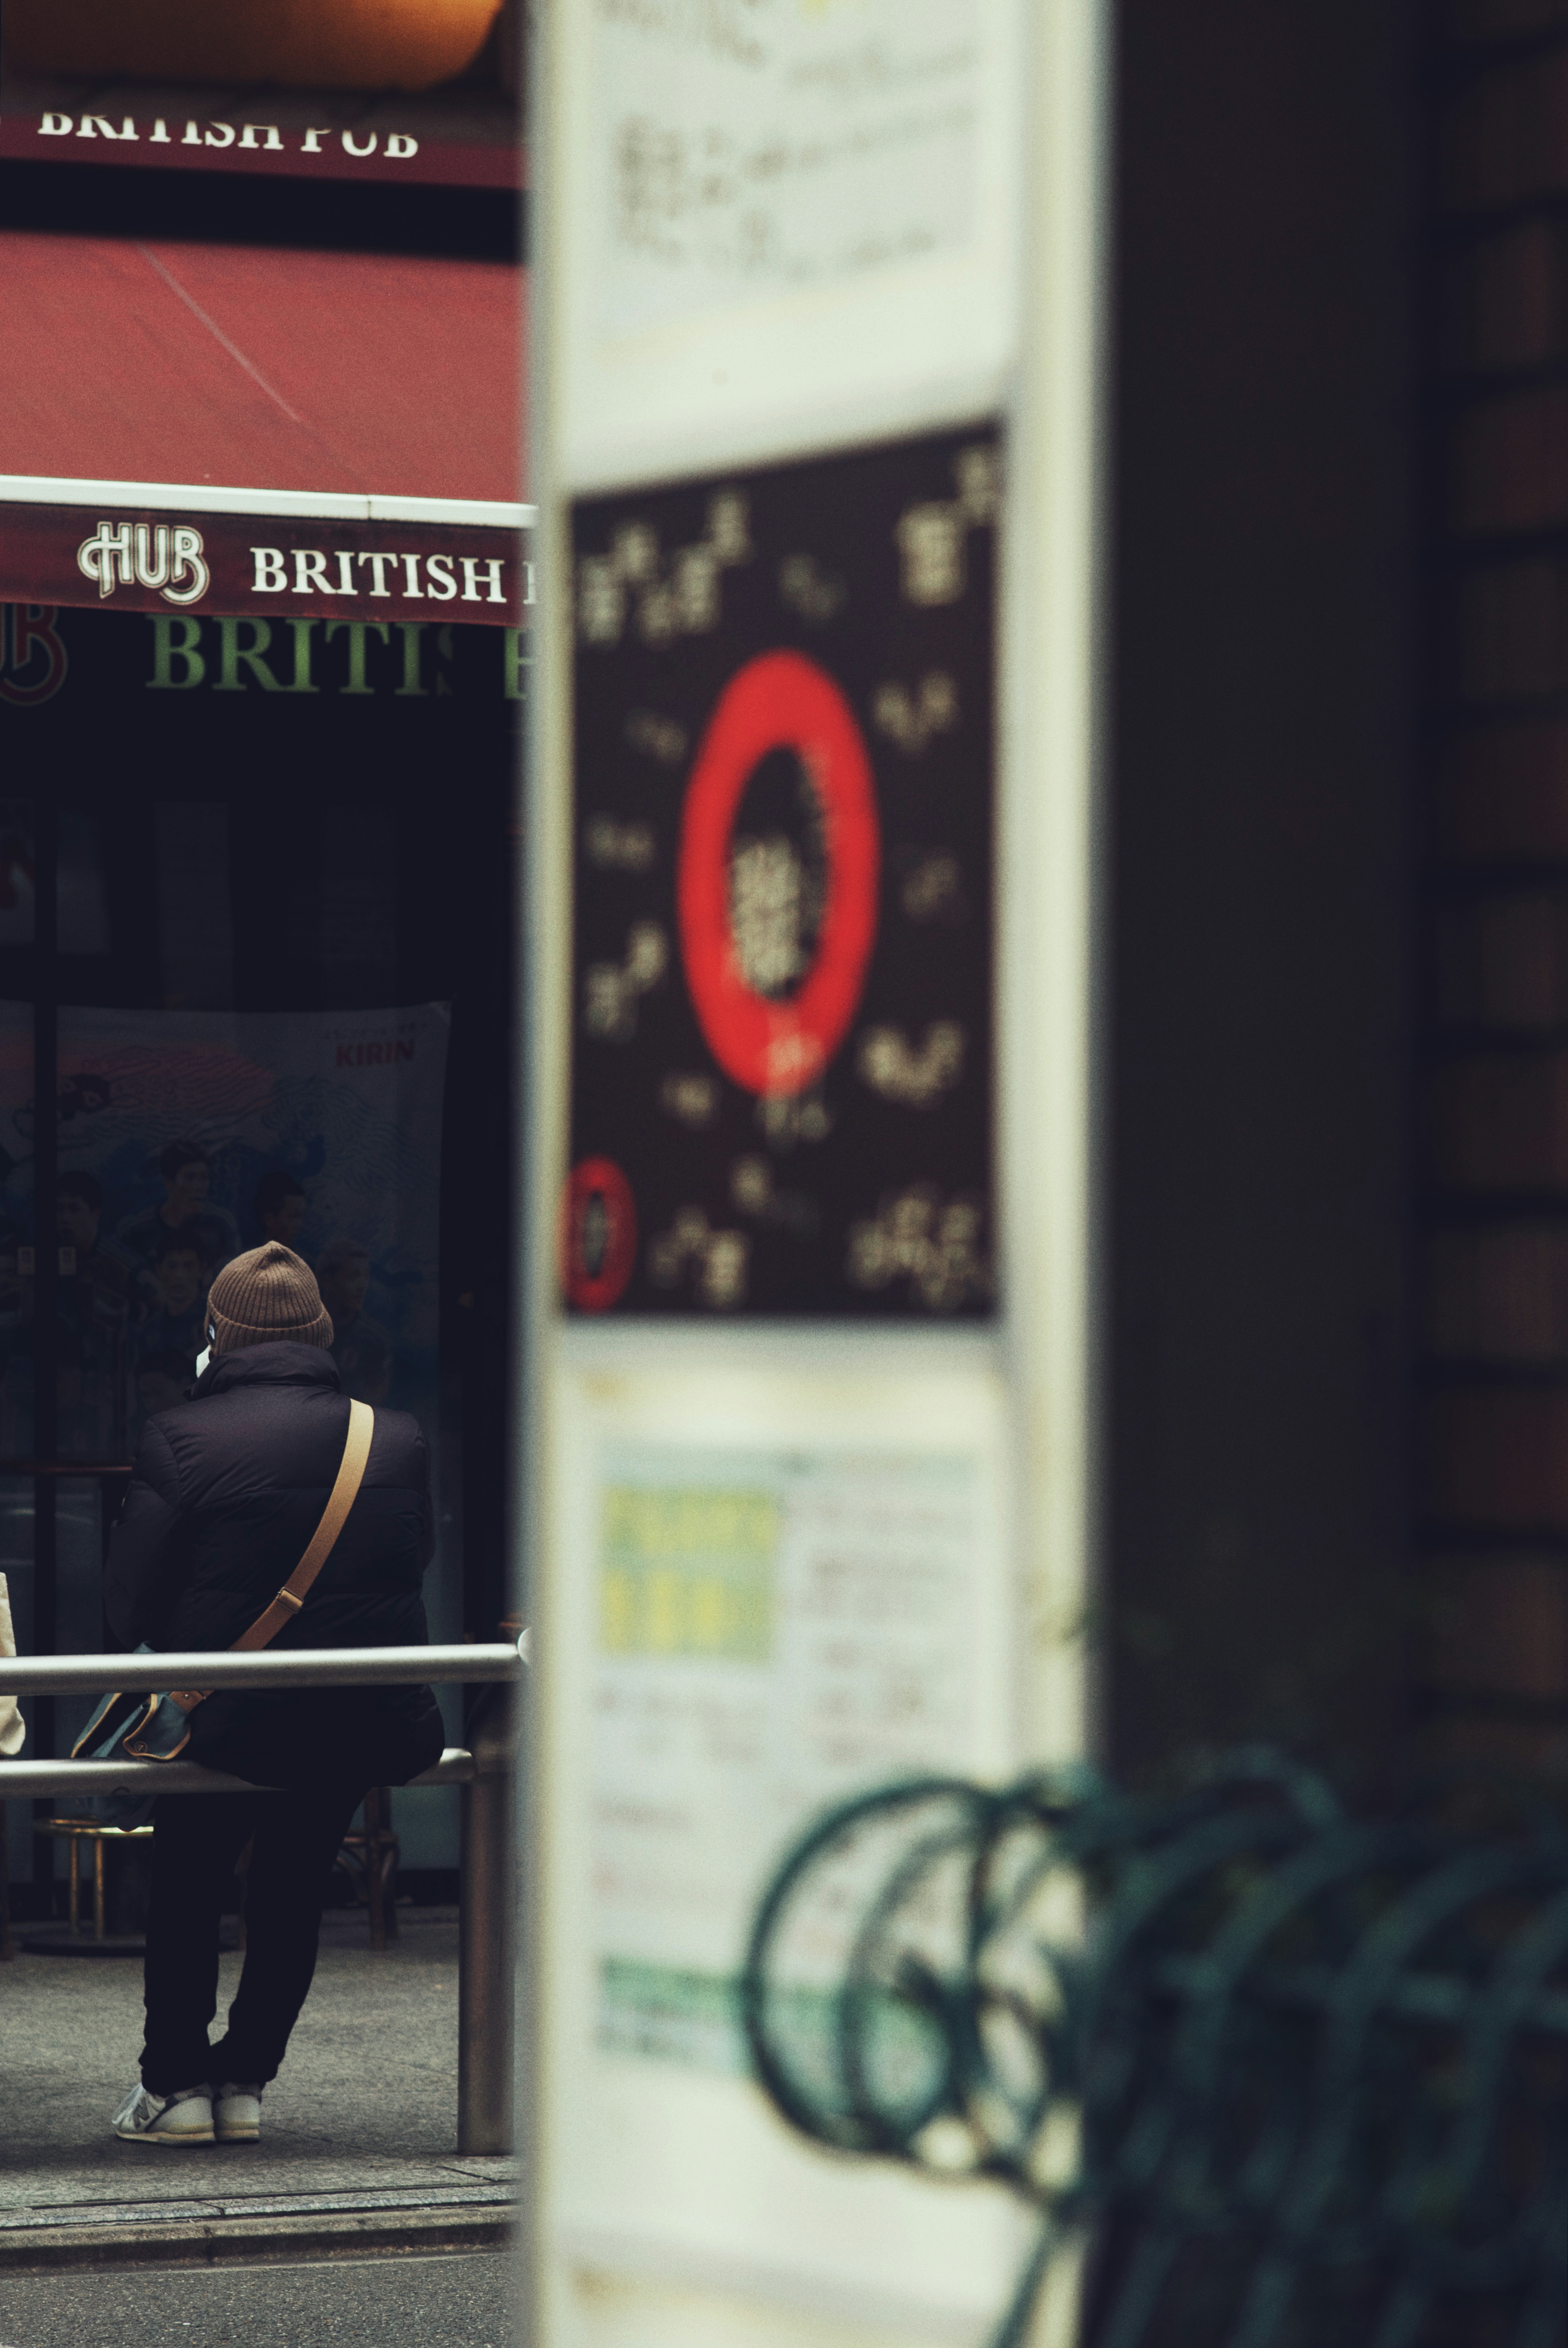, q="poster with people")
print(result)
[0,1001,449,1461]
